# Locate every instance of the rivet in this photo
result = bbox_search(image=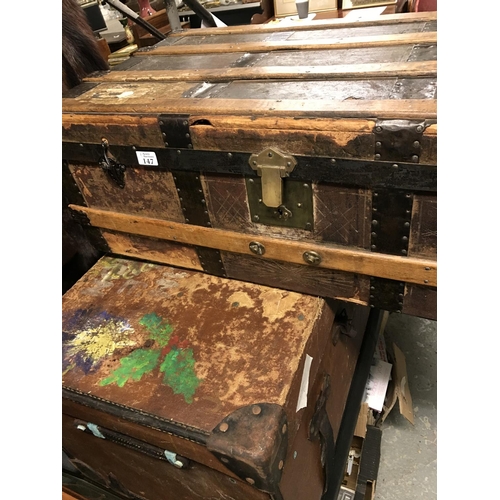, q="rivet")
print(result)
[370,295,374,299]
[159,120,164,126]
[293,451,297,459]
[177,150,181,155]
[282,424,287,434]
[268,152,273,157]
[399,302,404,306]
[278,460,284,470]
[252,405,261,415]
[228,153,233,159]
[411,155,419,163]
[372,220,378,226]
[371,232,377,237]
[246,478,255,485]
[164,142,169,147]
[402,236,408,242]
[207,222,211,227]
[198,189,203,193]
[252,160,257,166]
[183,121,188,126]
[162,132,167,138]
[195,176,199,180]
[406,209,411,214]
[393,163,399,169]
[249,178,254,183]
[303,183,309,188]
[370,286,375,291]
[370,304,375,308]
[401,249,407,255]
[398,294,404,300]
[287,161,291,167]
[331,158,336,164]
[404,222,410,228]
[253,215,260,222]
[221,457,229,464]
[416,125,424,133]
[258,199,262,203]
[374,192,378,197]
[182,208,186,212]
[79,143,84,147]
[188,144,193,149]
[396,310,402,313]
[179,197,183,202]
[185,218,190,223]
[375,126,383,133]
[375,153,381,160]
[201,199,206,204]
[424,279,429,284]
[372,208,377,212]
[413,141,420,148]
[305,222,312,230]
[132,145,137,150]
[375,141,382,148]
[297,203,302,208]
[204,211,208,215]
[425,267,430,271]
[185,133,190,139]
[371,245,377,250]
[219,423,229,433]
